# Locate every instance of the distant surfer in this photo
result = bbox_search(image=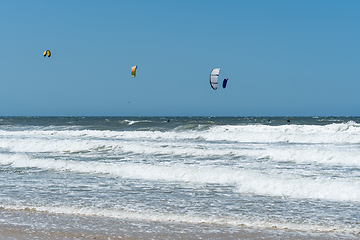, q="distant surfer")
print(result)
[287,119,290,123]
